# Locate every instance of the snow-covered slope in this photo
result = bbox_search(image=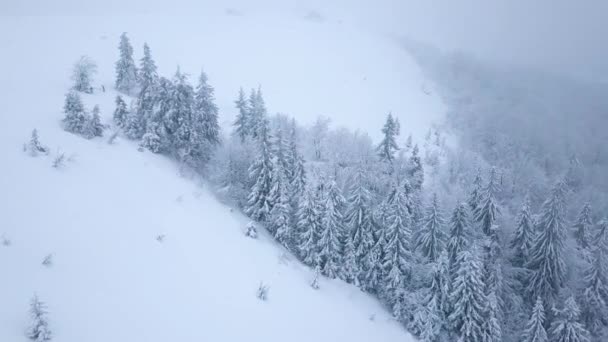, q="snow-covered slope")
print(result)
[0,5,442,341]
